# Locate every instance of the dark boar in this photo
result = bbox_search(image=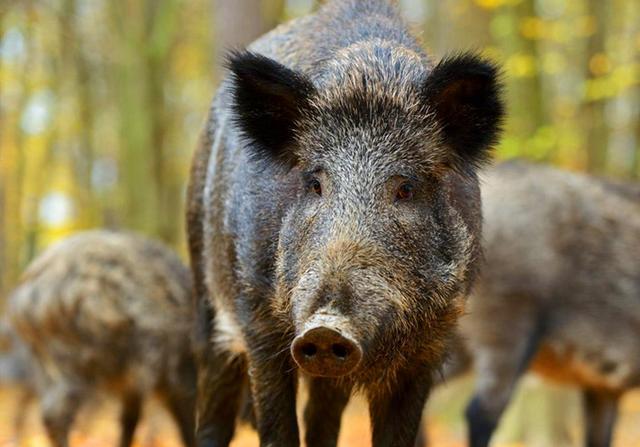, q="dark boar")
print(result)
[187,1,504,446]
[462,161,640,447]
[7,230,196,447]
